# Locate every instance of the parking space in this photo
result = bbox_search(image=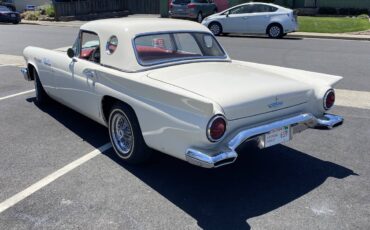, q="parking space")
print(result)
[0,75,109,202]
[0,23,369,229]
[0,105,368,229]
[218,36,370,92]
[0,66,33,98]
